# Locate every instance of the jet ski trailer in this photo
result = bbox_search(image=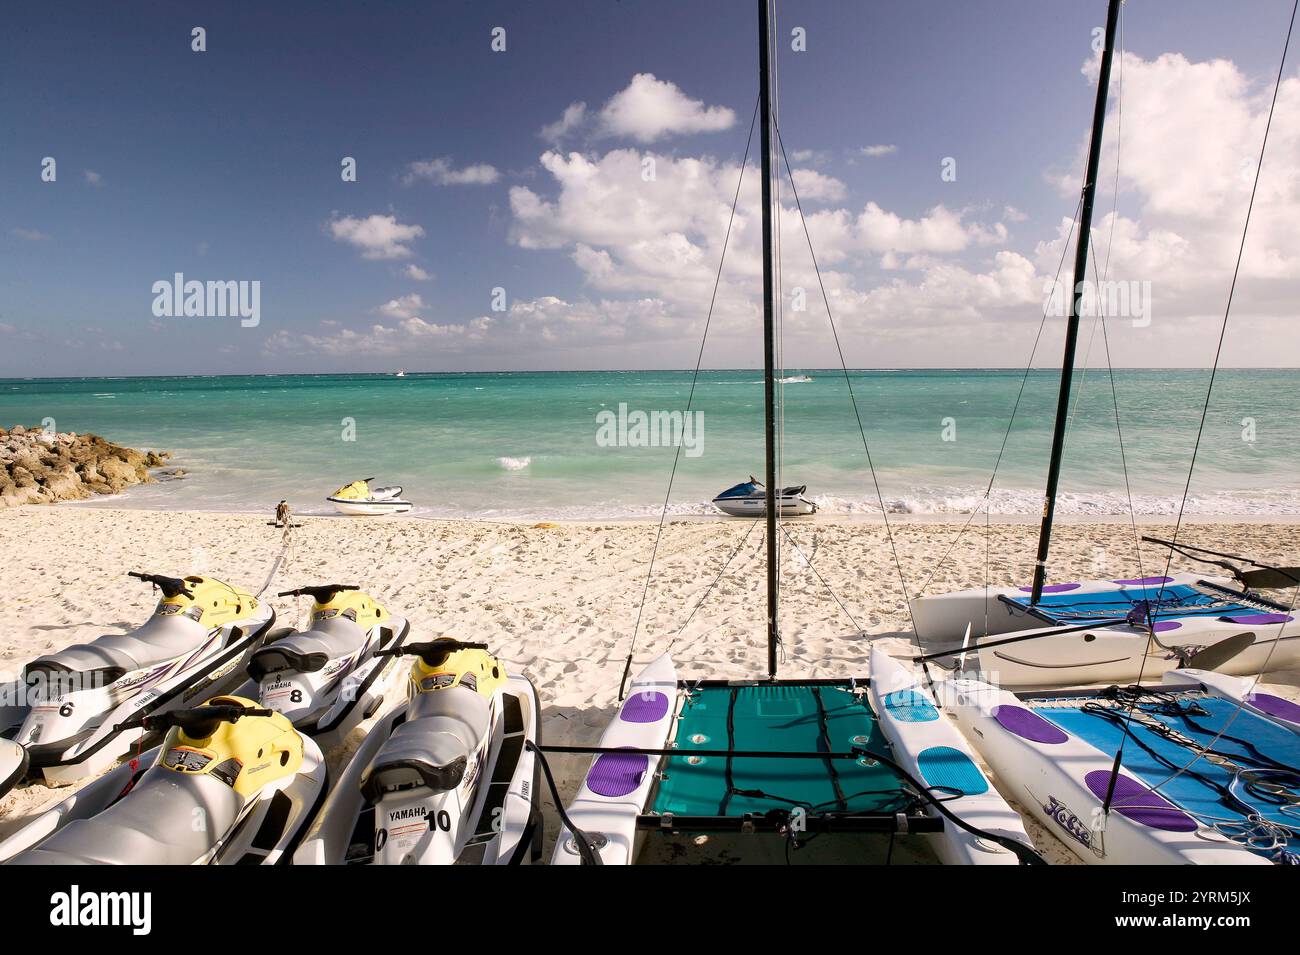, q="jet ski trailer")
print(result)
[713,477,816,517]
[235,584,410,749]
[0,698,327,865]
[294,638,542,865]
[327,478,413,516]
[0,572,275,786]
